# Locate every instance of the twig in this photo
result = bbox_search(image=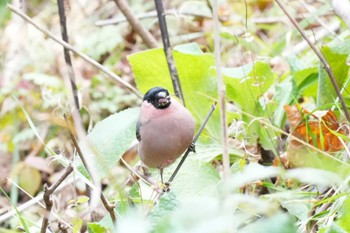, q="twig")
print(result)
[63,114,117,223]
[275,0,350,122]
[0,177,75,226]
[7,4,142,99]
[58,222,69,233]
[57,0,79,110]
[119,157,154,186]
[165,102,217,189]
[112,0,157,48]
[95,9,212,26]
[154,0,185,105]
[212,0,230,180]
[41,165,73,233]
